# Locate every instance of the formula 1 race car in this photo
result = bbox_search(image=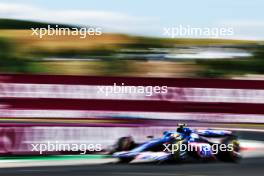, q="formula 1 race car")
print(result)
[112,124,241,163]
